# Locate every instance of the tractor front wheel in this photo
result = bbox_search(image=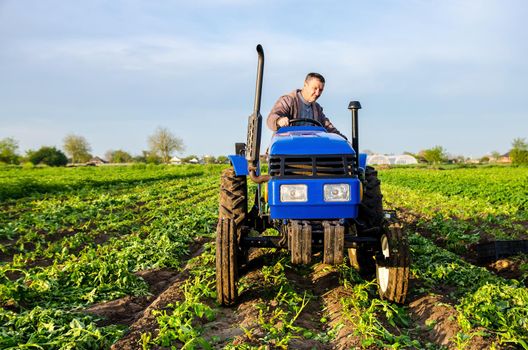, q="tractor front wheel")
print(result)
[216,168,247,306]
[216,218,238,305]
[375,223,409,304]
